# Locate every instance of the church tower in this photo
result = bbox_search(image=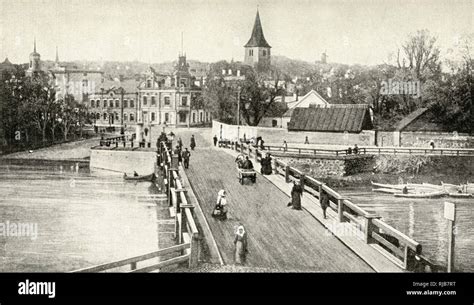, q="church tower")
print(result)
[26,38,41,76]
[244,10,271,69]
